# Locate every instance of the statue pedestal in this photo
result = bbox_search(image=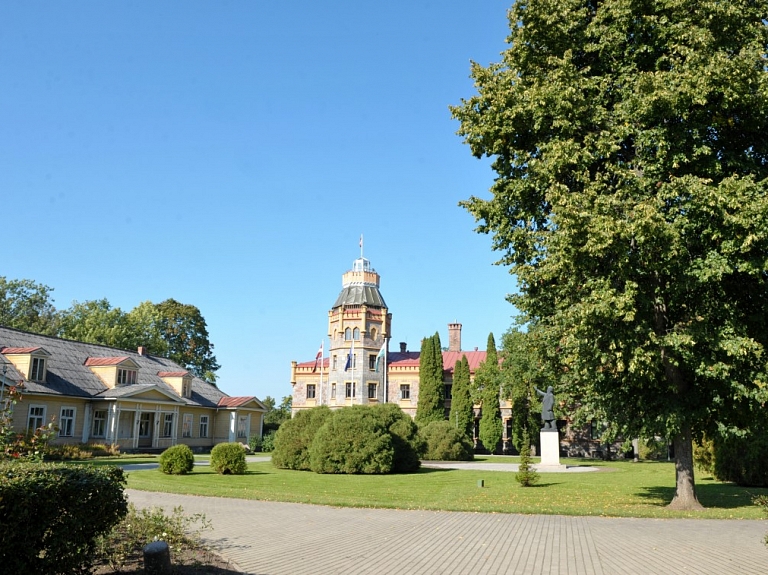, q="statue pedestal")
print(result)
[538,430,566,471]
